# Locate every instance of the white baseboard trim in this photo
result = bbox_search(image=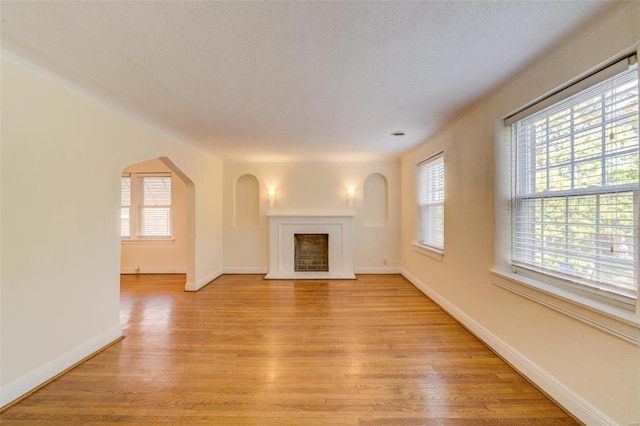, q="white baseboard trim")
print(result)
[208,267,404,277]
[354,267,402,274]
[120,266,187,274]
[222,267,269,275]
[400,268,616,426]
[1,325,122,409]
[185,269,223,291]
